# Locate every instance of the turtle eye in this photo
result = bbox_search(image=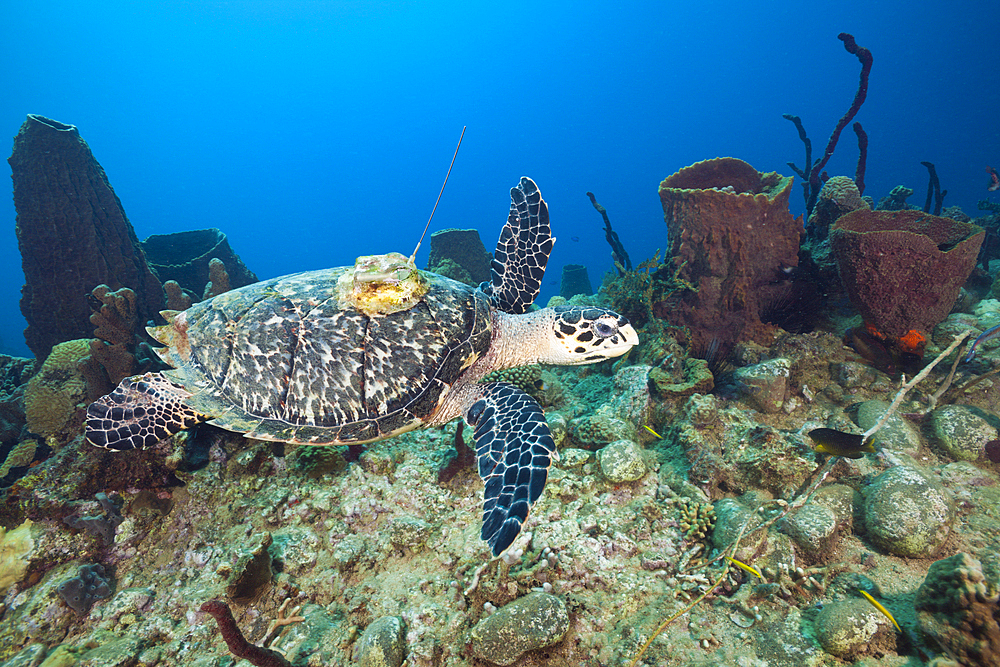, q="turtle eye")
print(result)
[593,318,618,338]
